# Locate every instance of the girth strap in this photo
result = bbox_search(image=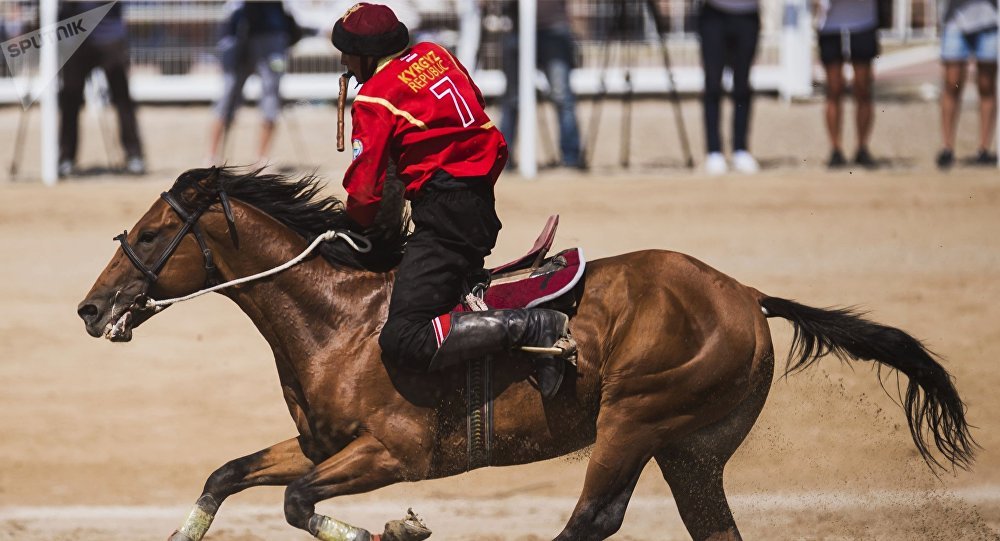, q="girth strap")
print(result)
[467,355,493,470]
